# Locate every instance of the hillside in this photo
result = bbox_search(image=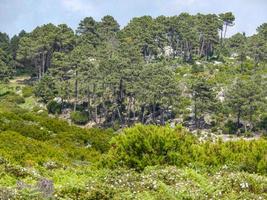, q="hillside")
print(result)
[0,77,266,199]
[0,10,267,199]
